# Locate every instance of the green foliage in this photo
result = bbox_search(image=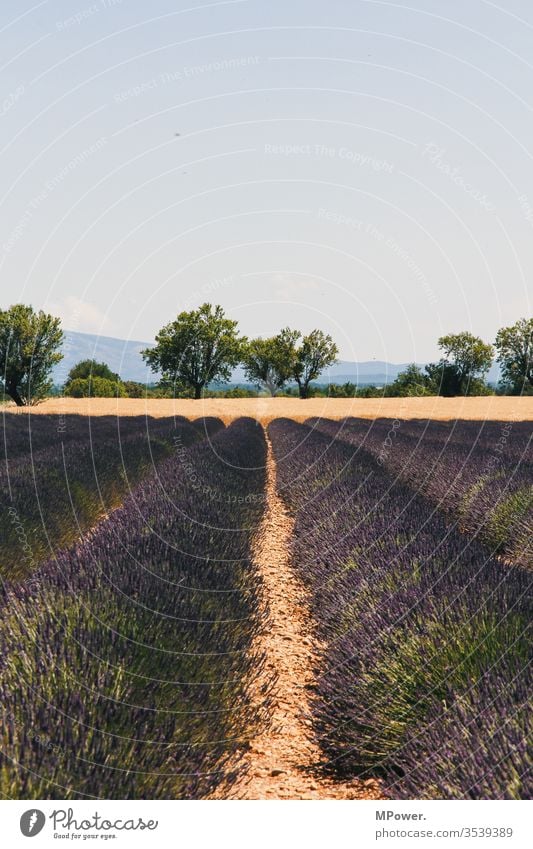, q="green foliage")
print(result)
[439,331,494,376]
[355,384,385,398]
[306,383,387,398]
[466,377,494,395]
[386,363,434,397]
[289,328,339,399]
[143,303,244,399]
[121,380,147,398]
[486,486,533,552]
[63,360,126,398]
[0,304,63,406]
[361,610,528,768]
[328,381,357,397]
[65,359,119,385]
[495,317,533,394]
[121,380,171,398]
[118,383,174,399]
[242,332,297,395]
[426,332,493,396]
[65,376,127,398]
[194,386,258,398]
[424,361,460,396]
[216,386,258,398]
